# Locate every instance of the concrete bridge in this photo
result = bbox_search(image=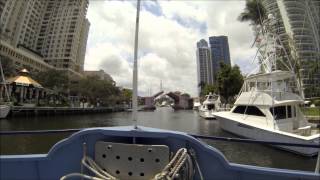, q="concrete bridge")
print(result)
[140,91,193,110]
